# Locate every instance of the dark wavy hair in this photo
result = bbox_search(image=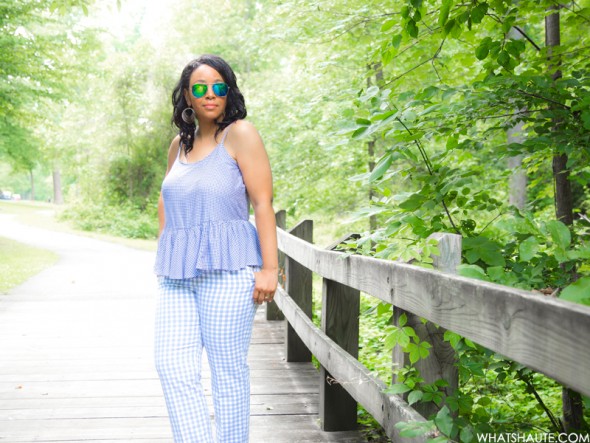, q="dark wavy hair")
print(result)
[171,54,247,154]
